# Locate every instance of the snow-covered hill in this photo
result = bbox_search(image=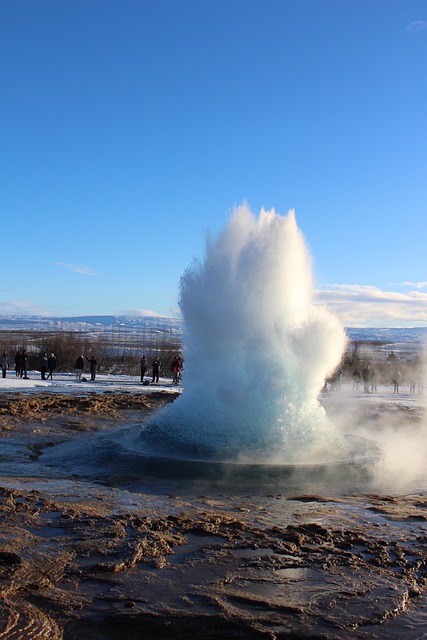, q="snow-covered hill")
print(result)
[0,314,182,334]
[0,315,425,354]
